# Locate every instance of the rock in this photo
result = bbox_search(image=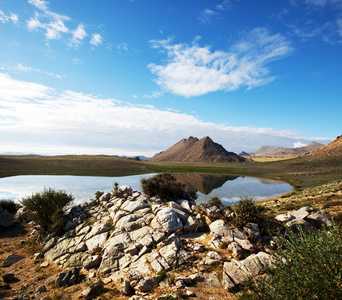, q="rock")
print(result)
[34,252,44,260]
[119,185,133,195]
[36,284,47,294]
[152,208,183,235]
[286,218,316,233]
[83,255,102,270]
[222,261,249,290]
[81,280,104,299]
[243,223,261,239]
[55,267,80,287]
[208,235,222,248]
[200,251,224,265]
[120,277,134,296]
[2,254,25,267]
[40,261,49,268]
[135,276,158,292]
[85,232,108,253]
[232,228,248,240]
[0,206,15,227]
[2,273,15,283]
[275,212,295,222]
[305,210,332,229]
[99,192,111,202]
[235,238,256,252]
[209,220,232,237]
[121,199,147,213]
[42,237,58,253]
[205,272,222,288]
[227,242,243,259]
